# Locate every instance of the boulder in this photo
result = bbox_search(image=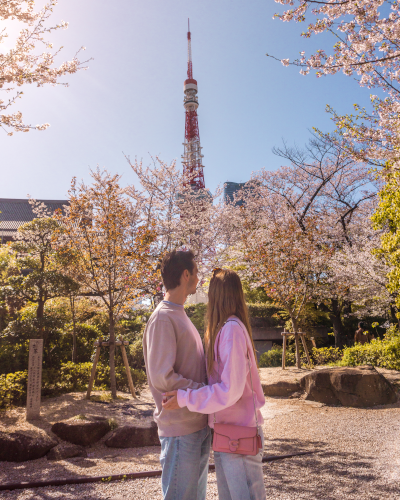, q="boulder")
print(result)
[262,381,300,397]
[0,431,57,462]
[47,443,87,461]
[51,415,111,446]
[300,365,398,407]
[105,422,160,448]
